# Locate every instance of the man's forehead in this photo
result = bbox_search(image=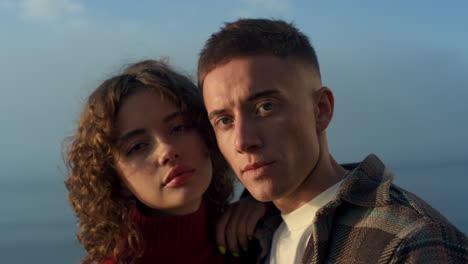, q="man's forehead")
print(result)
[202,75,270,113]
[202,55,317,85]
[203,56,284,88]
[202,60,253,107]
[202,55,320,110]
